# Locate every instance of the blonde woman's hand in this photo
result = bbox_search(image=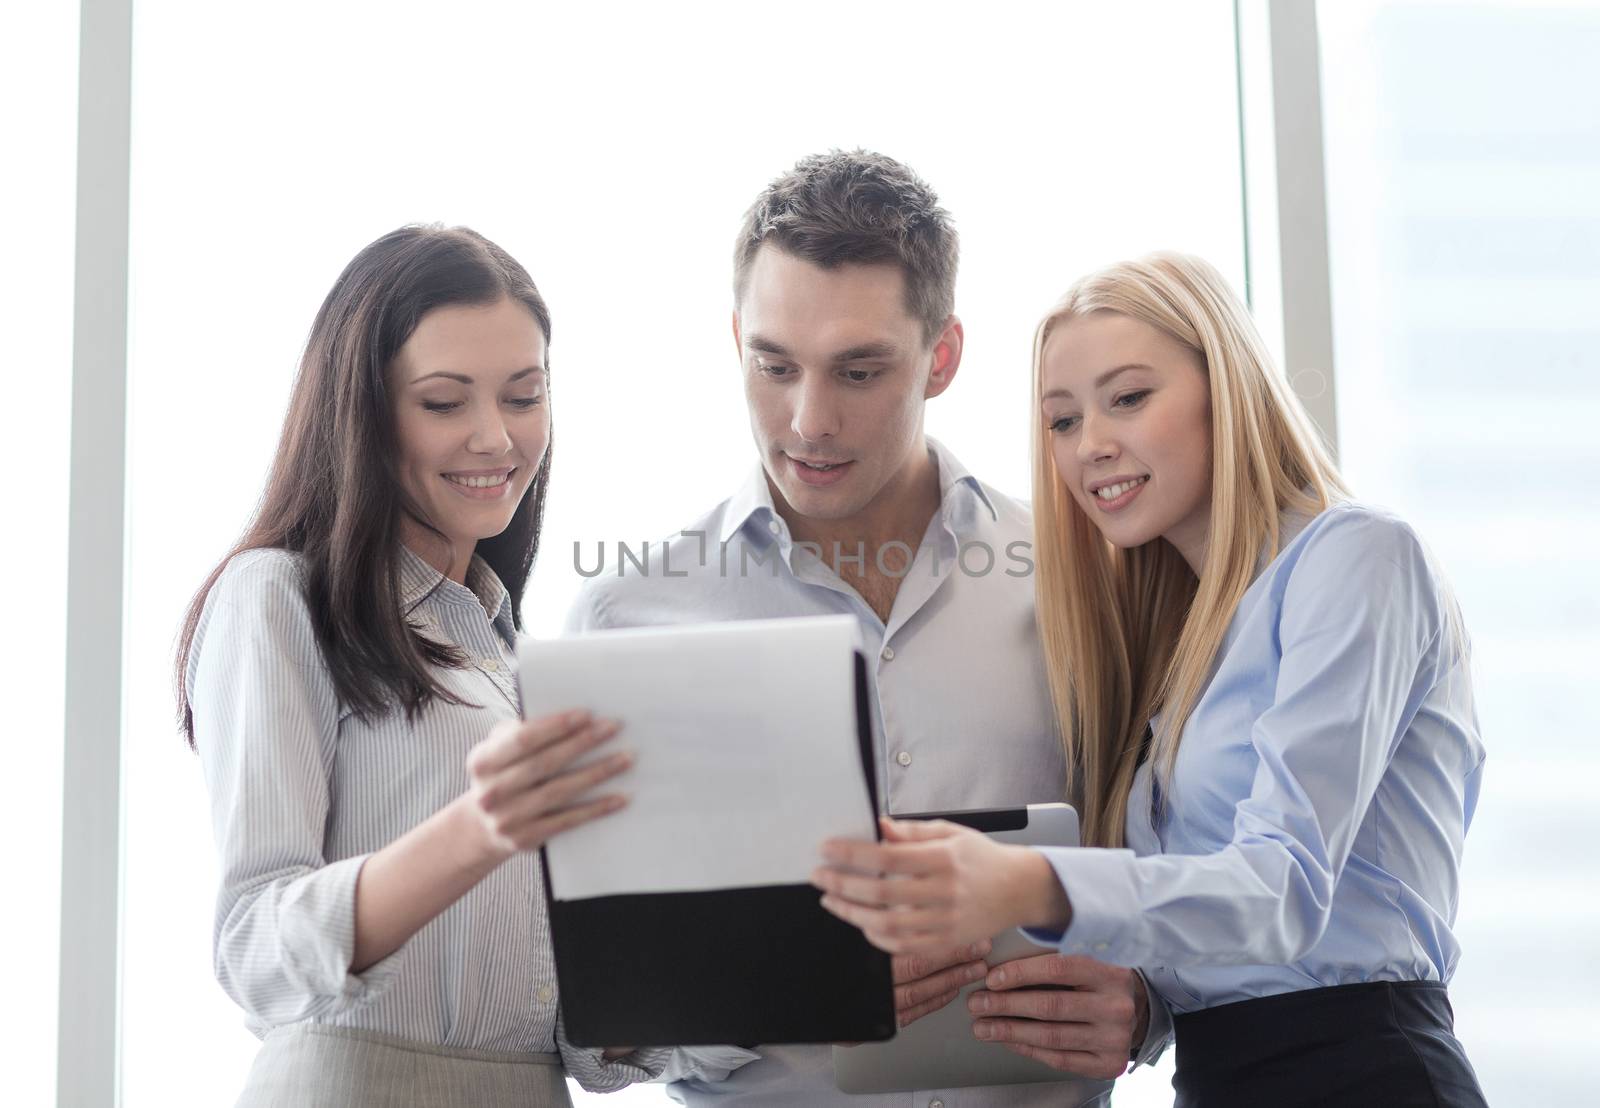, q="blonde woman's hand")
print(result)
[464,710,632,858]
[811,817,1071,956]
